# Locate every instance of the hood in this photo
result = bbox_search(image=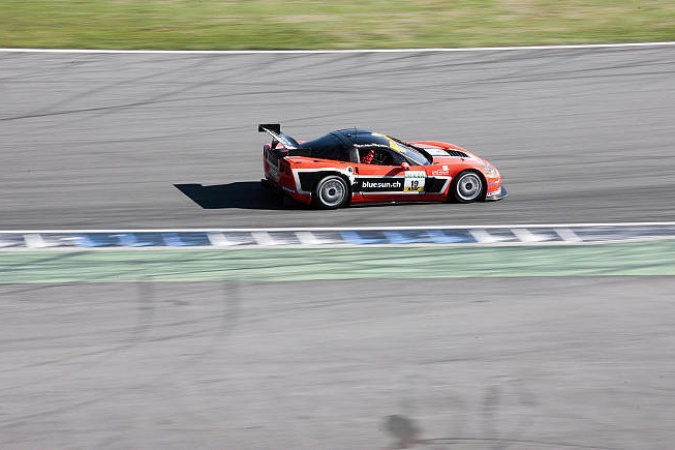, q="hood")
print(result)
[422,146,476,162]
